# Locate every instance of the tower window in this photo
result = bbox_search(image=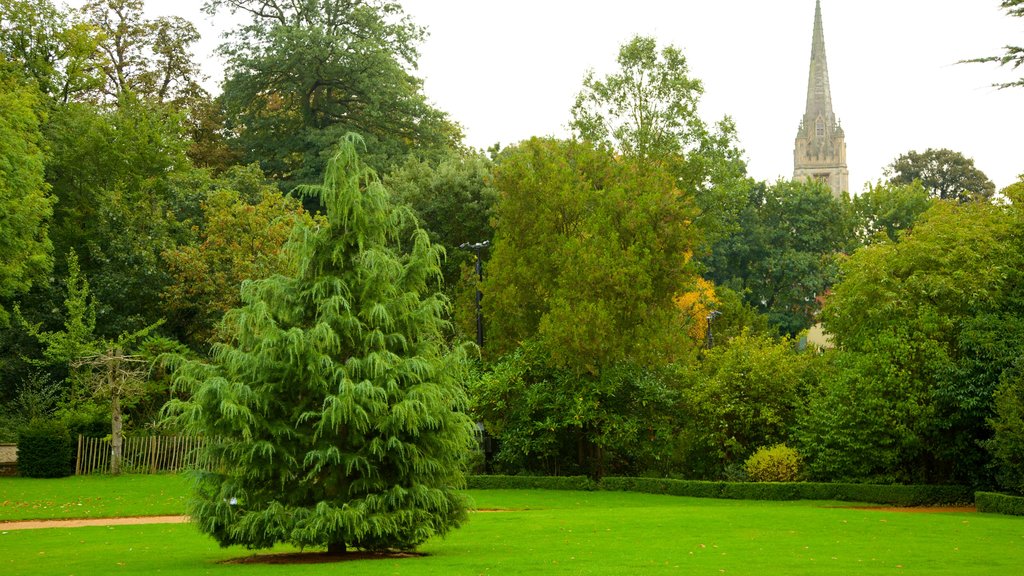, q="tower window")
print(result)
[815,119,825,138]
